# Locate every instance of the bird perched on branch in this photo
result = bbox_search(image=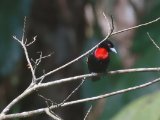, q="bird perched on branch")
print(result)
[87,40,117,81]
